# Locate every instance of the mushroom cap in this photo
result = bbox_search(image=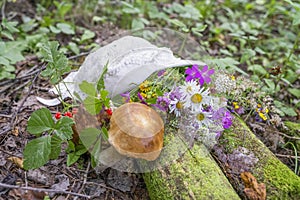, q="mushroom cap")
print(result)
[108,102,164,161]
